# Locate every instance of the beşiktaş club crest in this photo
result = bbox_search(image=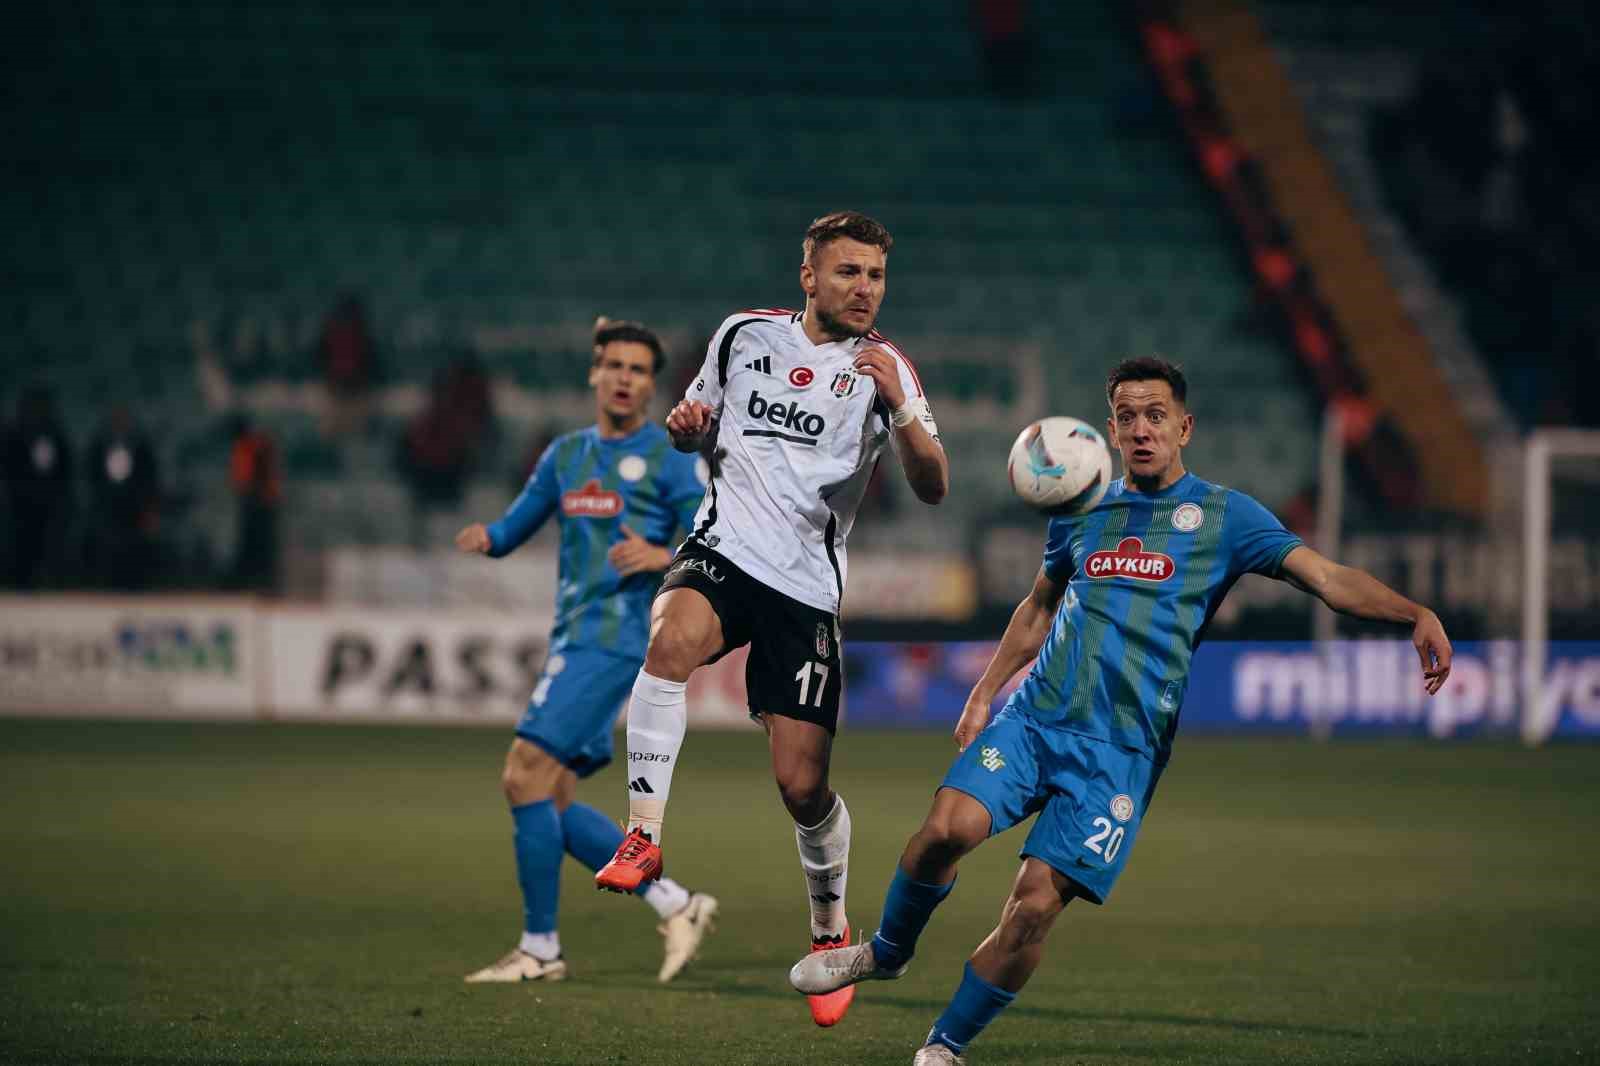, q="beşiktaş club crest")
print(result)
[1171,502,1204,532]
[1110,794,1135,823]
[561,479,623,518]
[815,622,831,658]
[1084,537,1174,582]
[830,370,857,398]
